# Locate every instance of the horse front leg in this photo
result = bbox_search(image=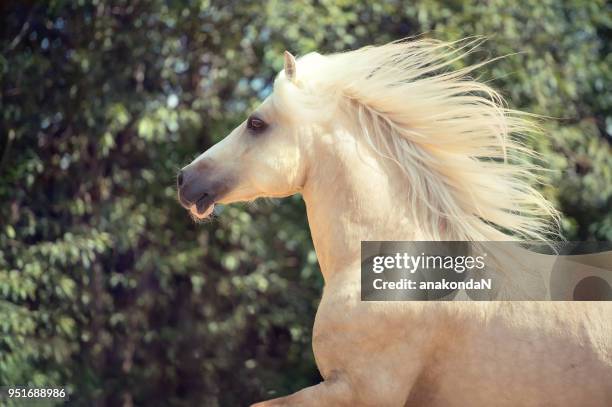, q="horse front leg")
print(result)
[250,373,352,407]
[250,360,424,407]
